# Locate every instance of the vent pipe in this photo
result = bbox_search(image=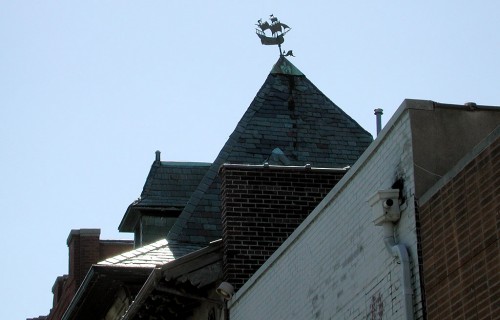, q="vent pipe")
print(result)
[374,108,383,136]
